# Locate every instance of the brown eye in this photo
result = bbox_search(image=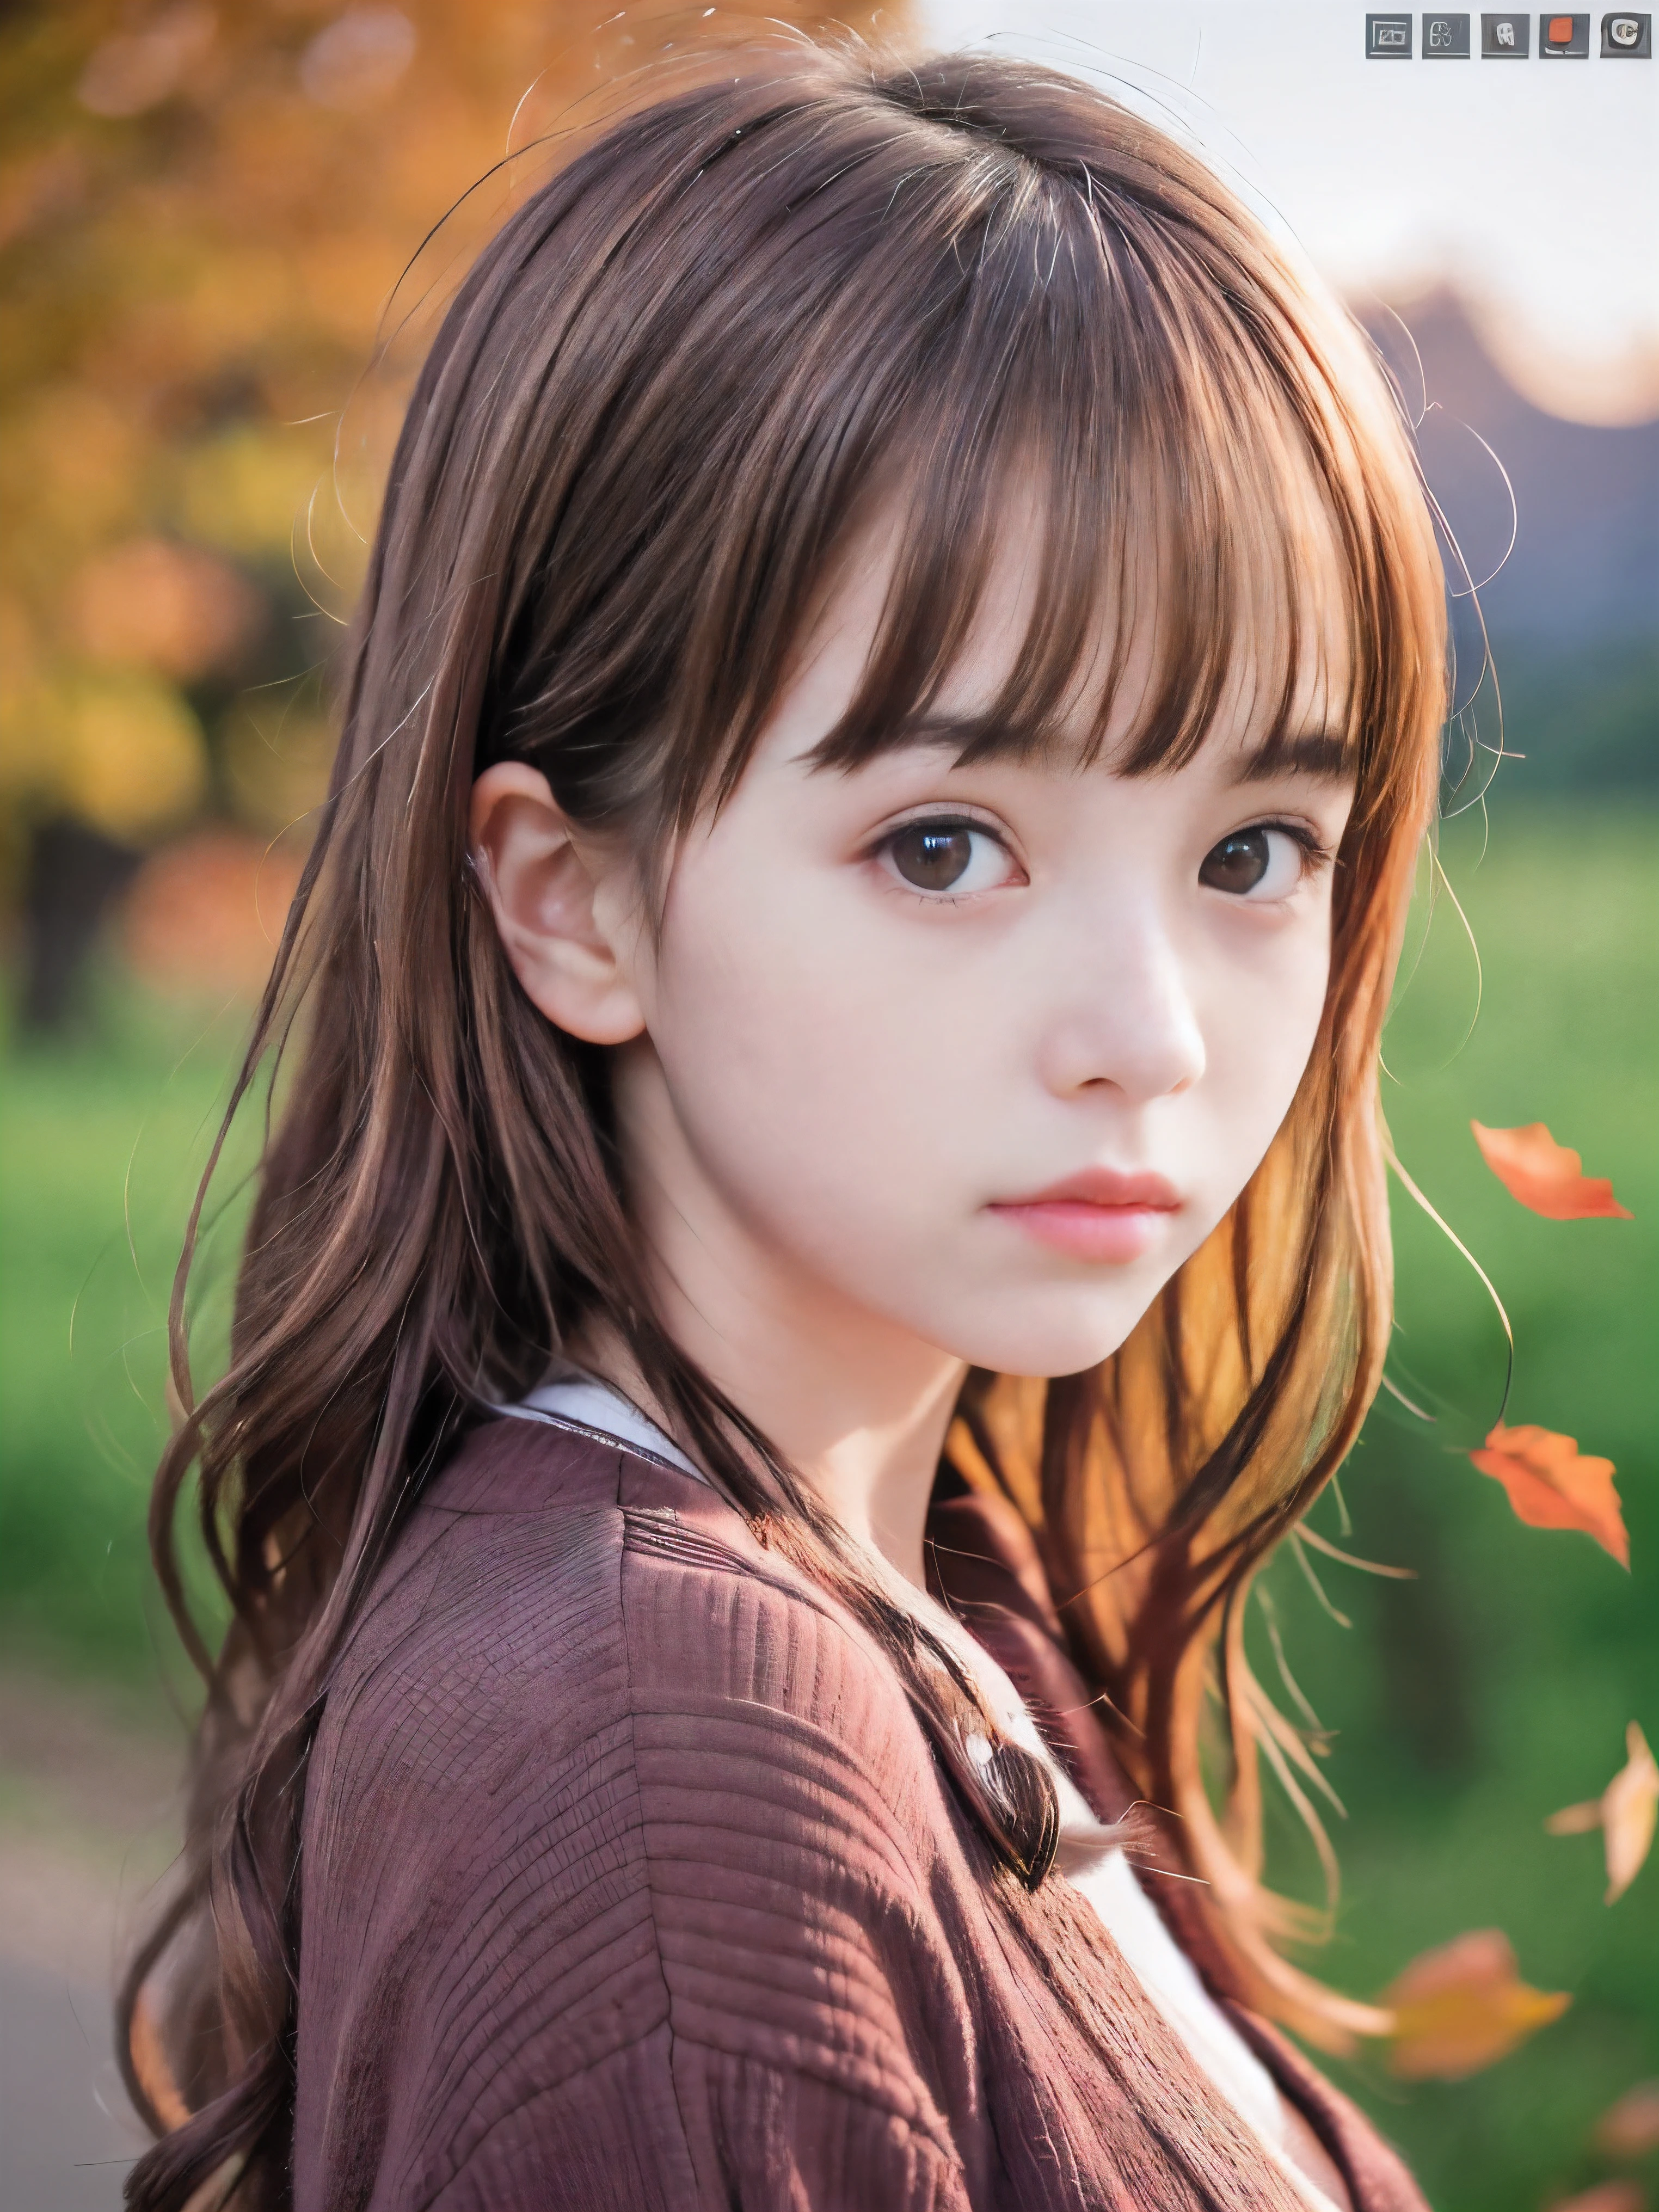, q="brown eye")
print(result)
[889,822,976,892]
[1199,827,1271,895]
